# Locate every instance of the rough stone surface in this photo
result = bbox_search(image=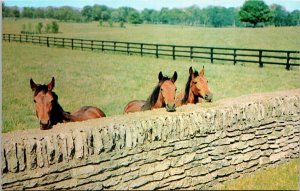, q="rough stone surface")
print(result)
[1,89,300,190]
